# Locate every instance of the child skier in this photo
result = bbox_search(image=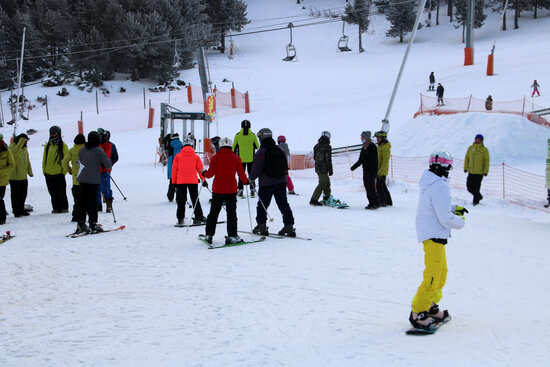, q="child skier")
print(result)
[409,151,466,330]
[171,135,207,226]
[277,135,296,195]
[202,137,249,245]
